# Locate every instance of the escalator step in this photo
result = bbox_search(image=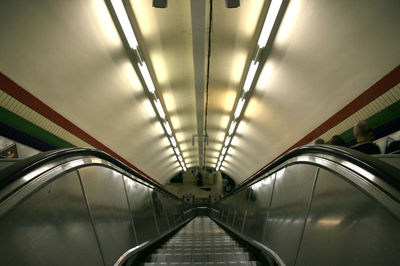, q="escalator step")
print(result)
[149,252,253,263]
[155,247,245,253]
[138,217,261,265]
[142,262,261,265]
